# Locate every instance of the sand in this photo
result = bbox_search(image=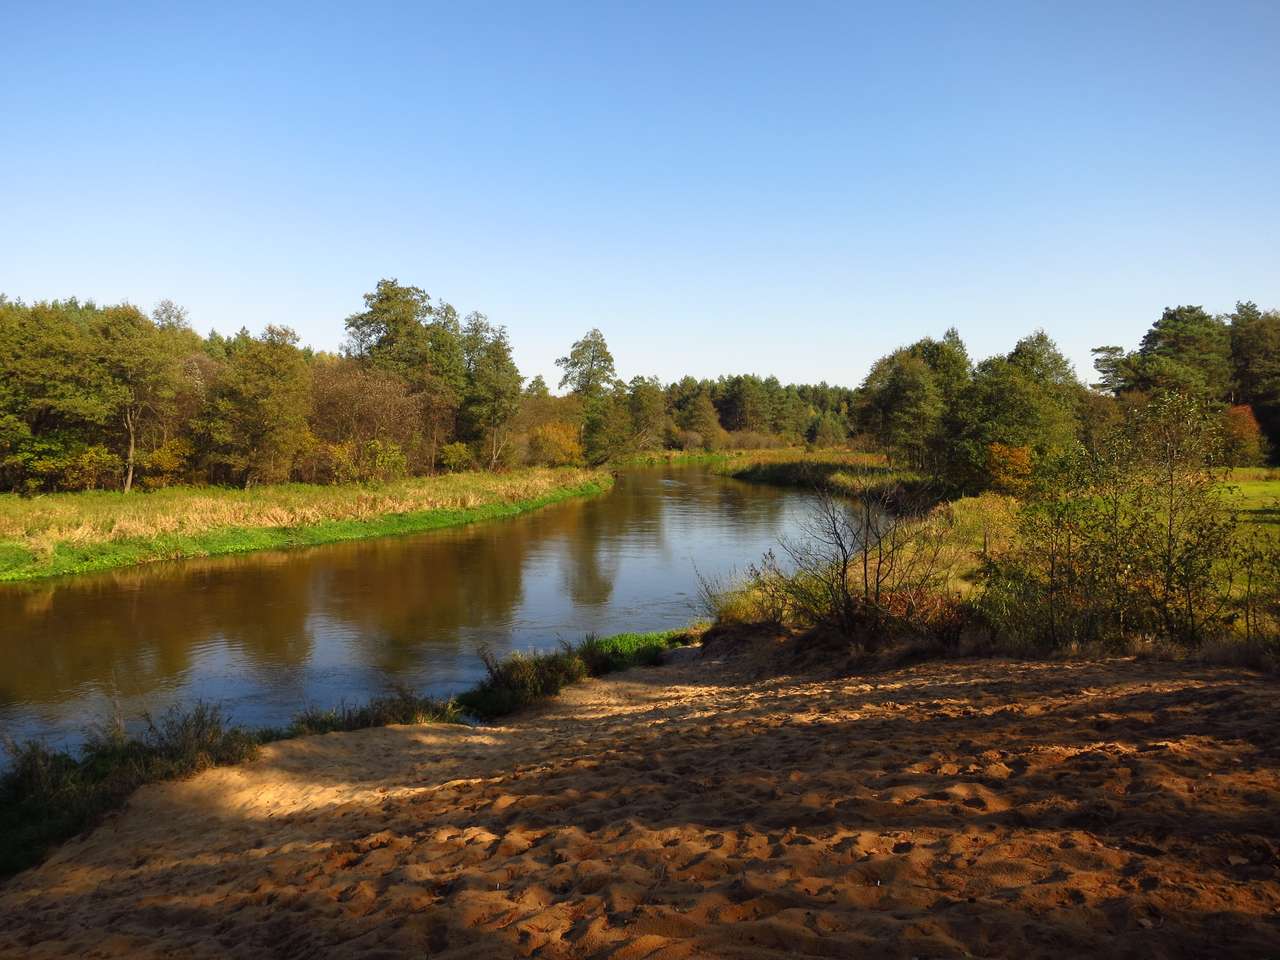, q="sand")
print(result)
[1,646,1278,958]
